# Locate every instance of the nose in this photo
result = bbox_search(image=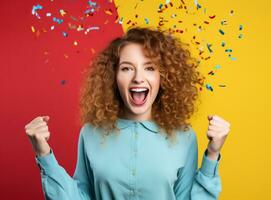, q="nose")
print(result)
[132,69,145,84]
